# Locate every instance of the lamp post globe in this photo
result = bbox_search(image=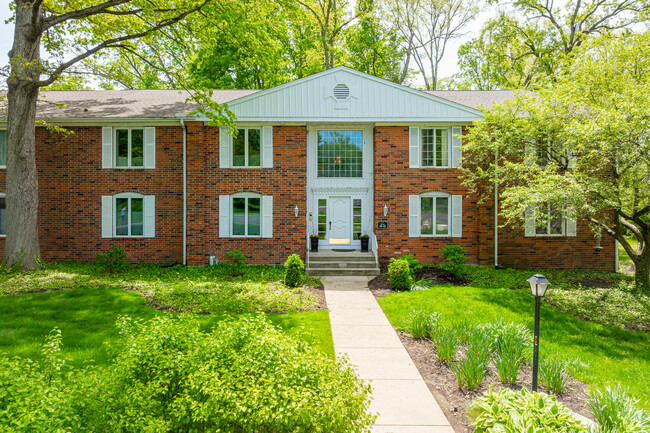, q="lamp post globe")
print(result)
[526,274,551,392]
